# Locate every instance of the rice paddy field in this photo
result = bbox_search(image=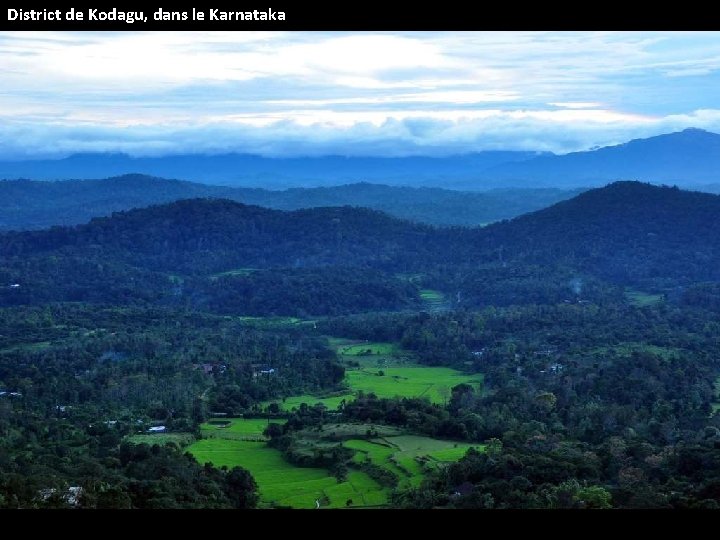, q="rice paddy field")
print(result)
[625,289,664,307]
[346,435,484,489]
[188,419,388,508]
[188,419,483,508]
[198,340,486,507]
[346,367,483,405]
[199,417,287,440]
[419,289,449,311]
[262,339,483,412]
[125,433,195,446]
